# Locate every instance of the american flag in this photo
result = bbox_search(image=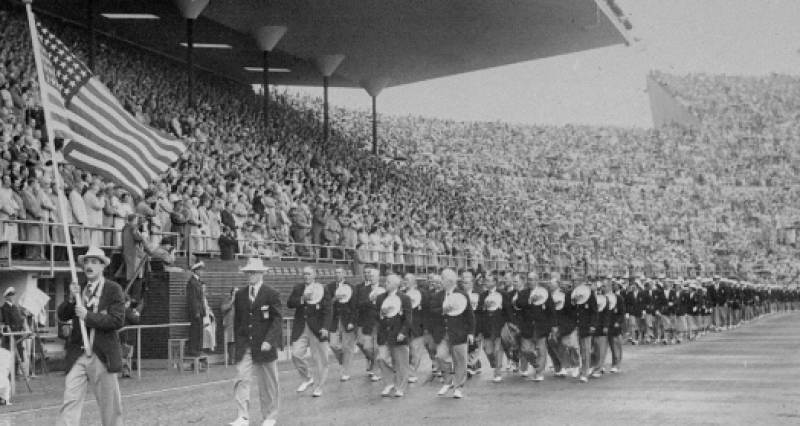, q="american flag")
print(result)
[35,19,186,198]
